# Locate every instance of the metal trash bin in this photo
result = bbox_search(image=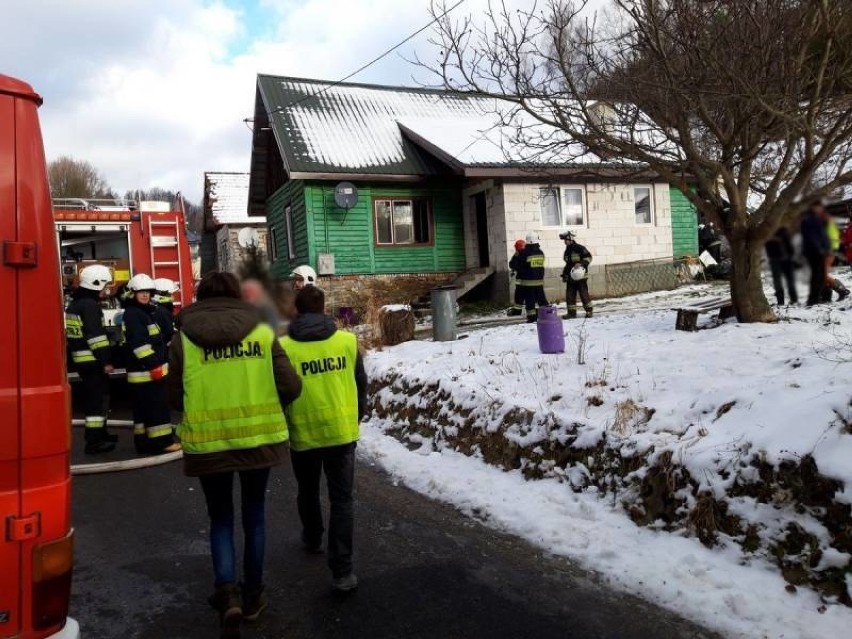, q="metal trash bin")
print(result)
[431,285,458,342]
